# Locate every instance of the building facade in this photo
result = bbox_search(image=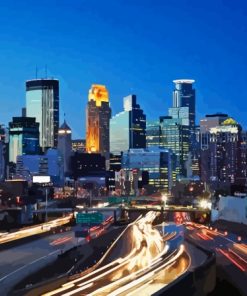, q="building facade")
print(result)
[121,147,173,194]
[26,79,59,150]
[16,148,64,186]
[86,85,111,157]
[203,118,245,186]
[159,116,190,177]
[172,79,195,127]
[0,125,7,180]
[199,113,229,182]
[9,117,40,163]
[58,120,72,176]
[110,95,146,154]
[72,139,86,153]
